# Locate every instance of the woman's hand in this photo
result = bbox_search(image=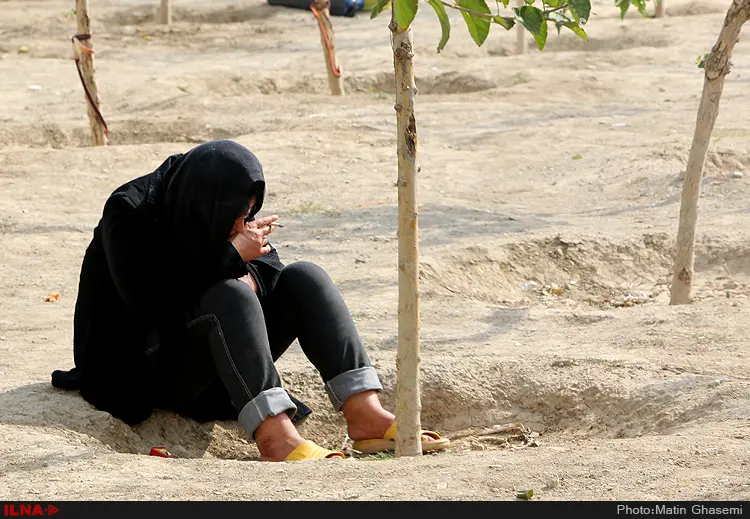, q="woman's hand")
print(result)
[239,273,258,293]
[229,214,278,262]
